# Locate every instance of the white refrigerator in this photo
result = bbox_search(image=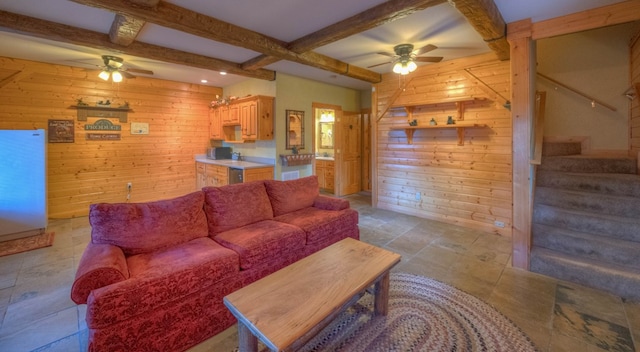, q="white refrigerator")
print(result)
[0,129,47,240]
